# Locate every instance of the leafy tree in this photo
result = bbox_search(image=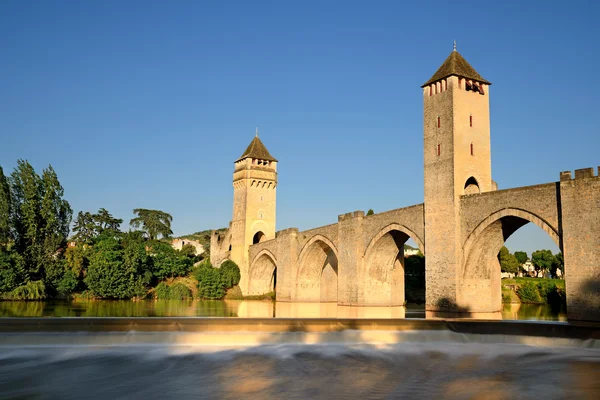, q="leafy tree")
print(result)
[72,211,97,244]
[531,250,555,276]
[84,235,145,299]
[366,209,374,216]
[94,208,123,232]
[147,241,192,281]
[498,246,519,274]
[219,260,241,288]
[551,252,564,278]
[194,263,225,299]
[9,160,72,282]
[514,251,528,265]
[129,209,173,240]
[0,166,11,248]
